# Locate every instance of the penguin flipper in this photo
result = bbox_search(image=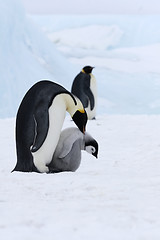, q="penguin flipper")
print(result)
[31,105,49,153]
[57,129,83,159]
[84,87,95,110]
